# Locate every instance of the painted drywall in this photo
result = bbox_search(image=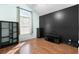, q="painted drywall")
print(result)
[0,4,39,41]
[28,4,75,16]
